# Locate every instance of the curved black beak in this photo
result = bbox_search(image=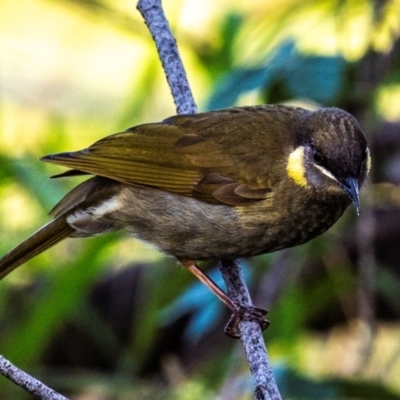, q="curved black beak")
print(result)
[339,177,360,215]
